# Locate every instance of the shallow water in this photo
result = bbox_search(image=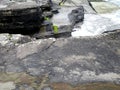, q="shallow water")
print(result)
[72,14,118,37]
[72,0,120,37]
